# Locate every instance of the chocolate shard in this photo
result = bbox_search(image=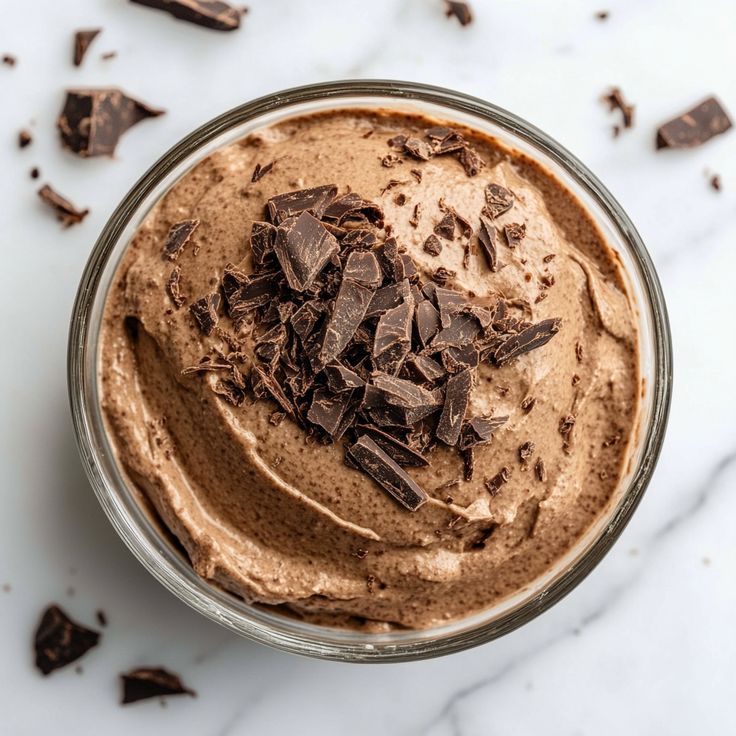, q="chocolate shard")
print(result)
[415,299,441,346]
[460,415,508,450]
[442,343,479,372]
[290,301,326,342]
[348,435,428,511]
[373,299,414,374]
[267,184,337,224]
[436,368,472,446]
[430,313,481,352]
[355,425,429,467]
[484,183,515,218]
[343,250,383,288]
[58,88,164,157]
[485,467,510,496]
[444,0,473,26]
[493,318,562,365]
[249,221,277,269]
[213,377,246,406]
[121,667,196,705]
[163,219,199,260]
[252,366,295,416]
[369,373,443,424]
[365,279,412,318]
[317,277,374,366]
[189,292,220,335]
[38,184,89,227]
[602,87,635,130]
[403,136,434,161]
[129,0,245,31]
[504,222,526,248]
[325,363,365,392]
[323,192,384,227]
[431,267,456,286]
[375,237,401,281]
[434,286,466,328]
[274,211,339,292]
[403,353,446,384]
[656,96,733,149]
[434,212,456,240]
[341,229,377,250]
[251,160,275,183]
[477,214,498,271]
[34,605,100,676]
[73,29,101,66]
[167,266,185,308]
[423,233,442,256]
[308,389,352,437]
[457,144,485,176]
